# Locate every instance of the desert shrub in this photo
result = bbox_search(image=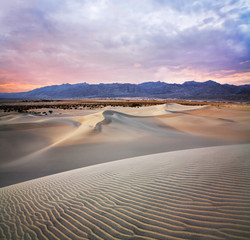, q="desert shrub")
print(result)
[130,103,141,107]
